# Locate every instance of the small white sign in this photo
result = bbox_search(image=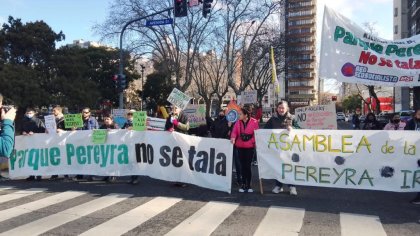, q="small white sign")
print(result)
[44,115,57,134]
[241,90,257,104]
